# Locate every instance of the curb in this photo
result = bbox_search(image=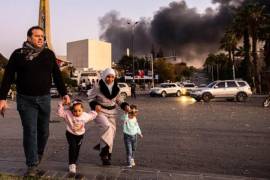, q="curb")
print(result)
[0,159,267,180]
